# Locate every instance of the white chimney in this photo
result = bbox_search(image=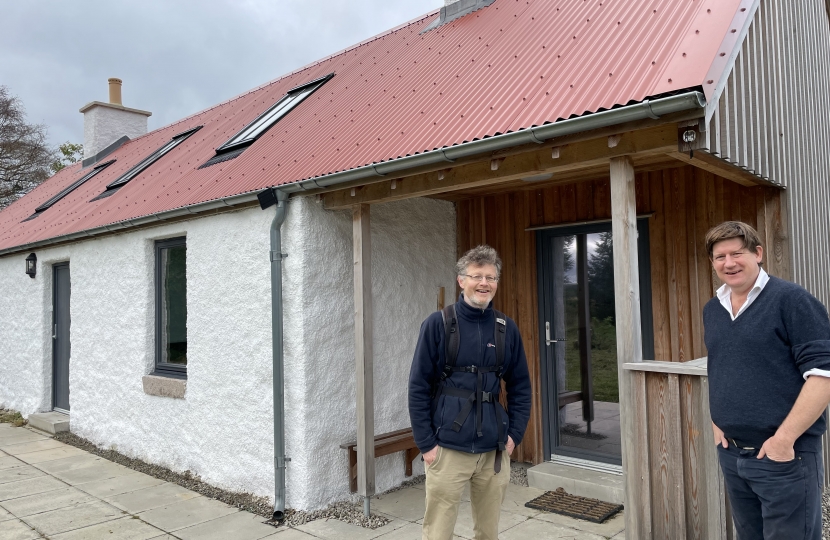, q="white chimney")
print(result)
[79,78,152,161]
[424,0,495,32]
